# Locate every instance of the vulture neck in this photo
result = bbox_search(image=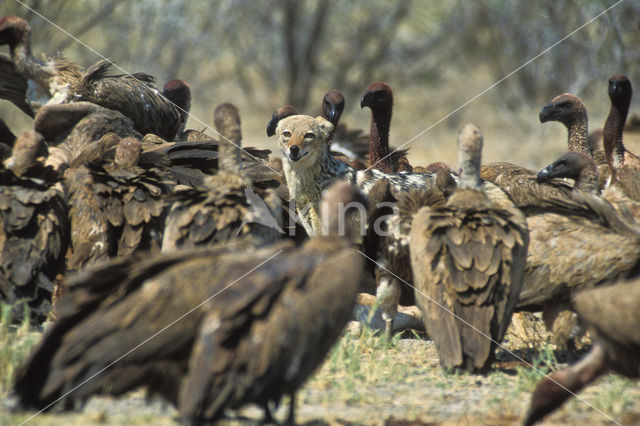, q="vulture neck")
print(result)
[369,105,393,173]
[10,29,50,88]
[219,138,242,174]
[459,151,482,190]
[566,112,590,156]
[603,99,629,172]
